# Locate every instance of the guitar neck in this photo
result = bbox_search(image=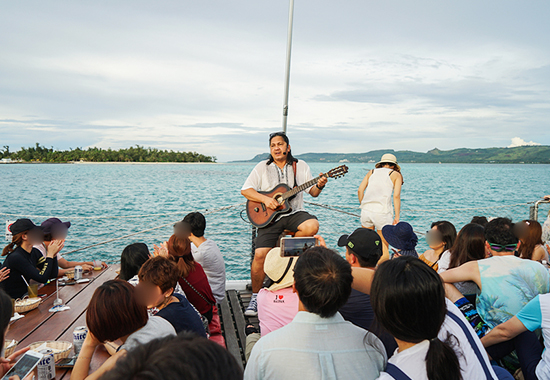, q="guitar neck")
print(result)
[282,175,322,200]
